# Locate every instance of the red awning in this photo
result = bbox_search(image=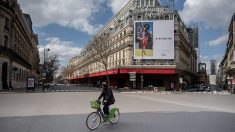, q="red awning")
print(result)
[68,68,175,80]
